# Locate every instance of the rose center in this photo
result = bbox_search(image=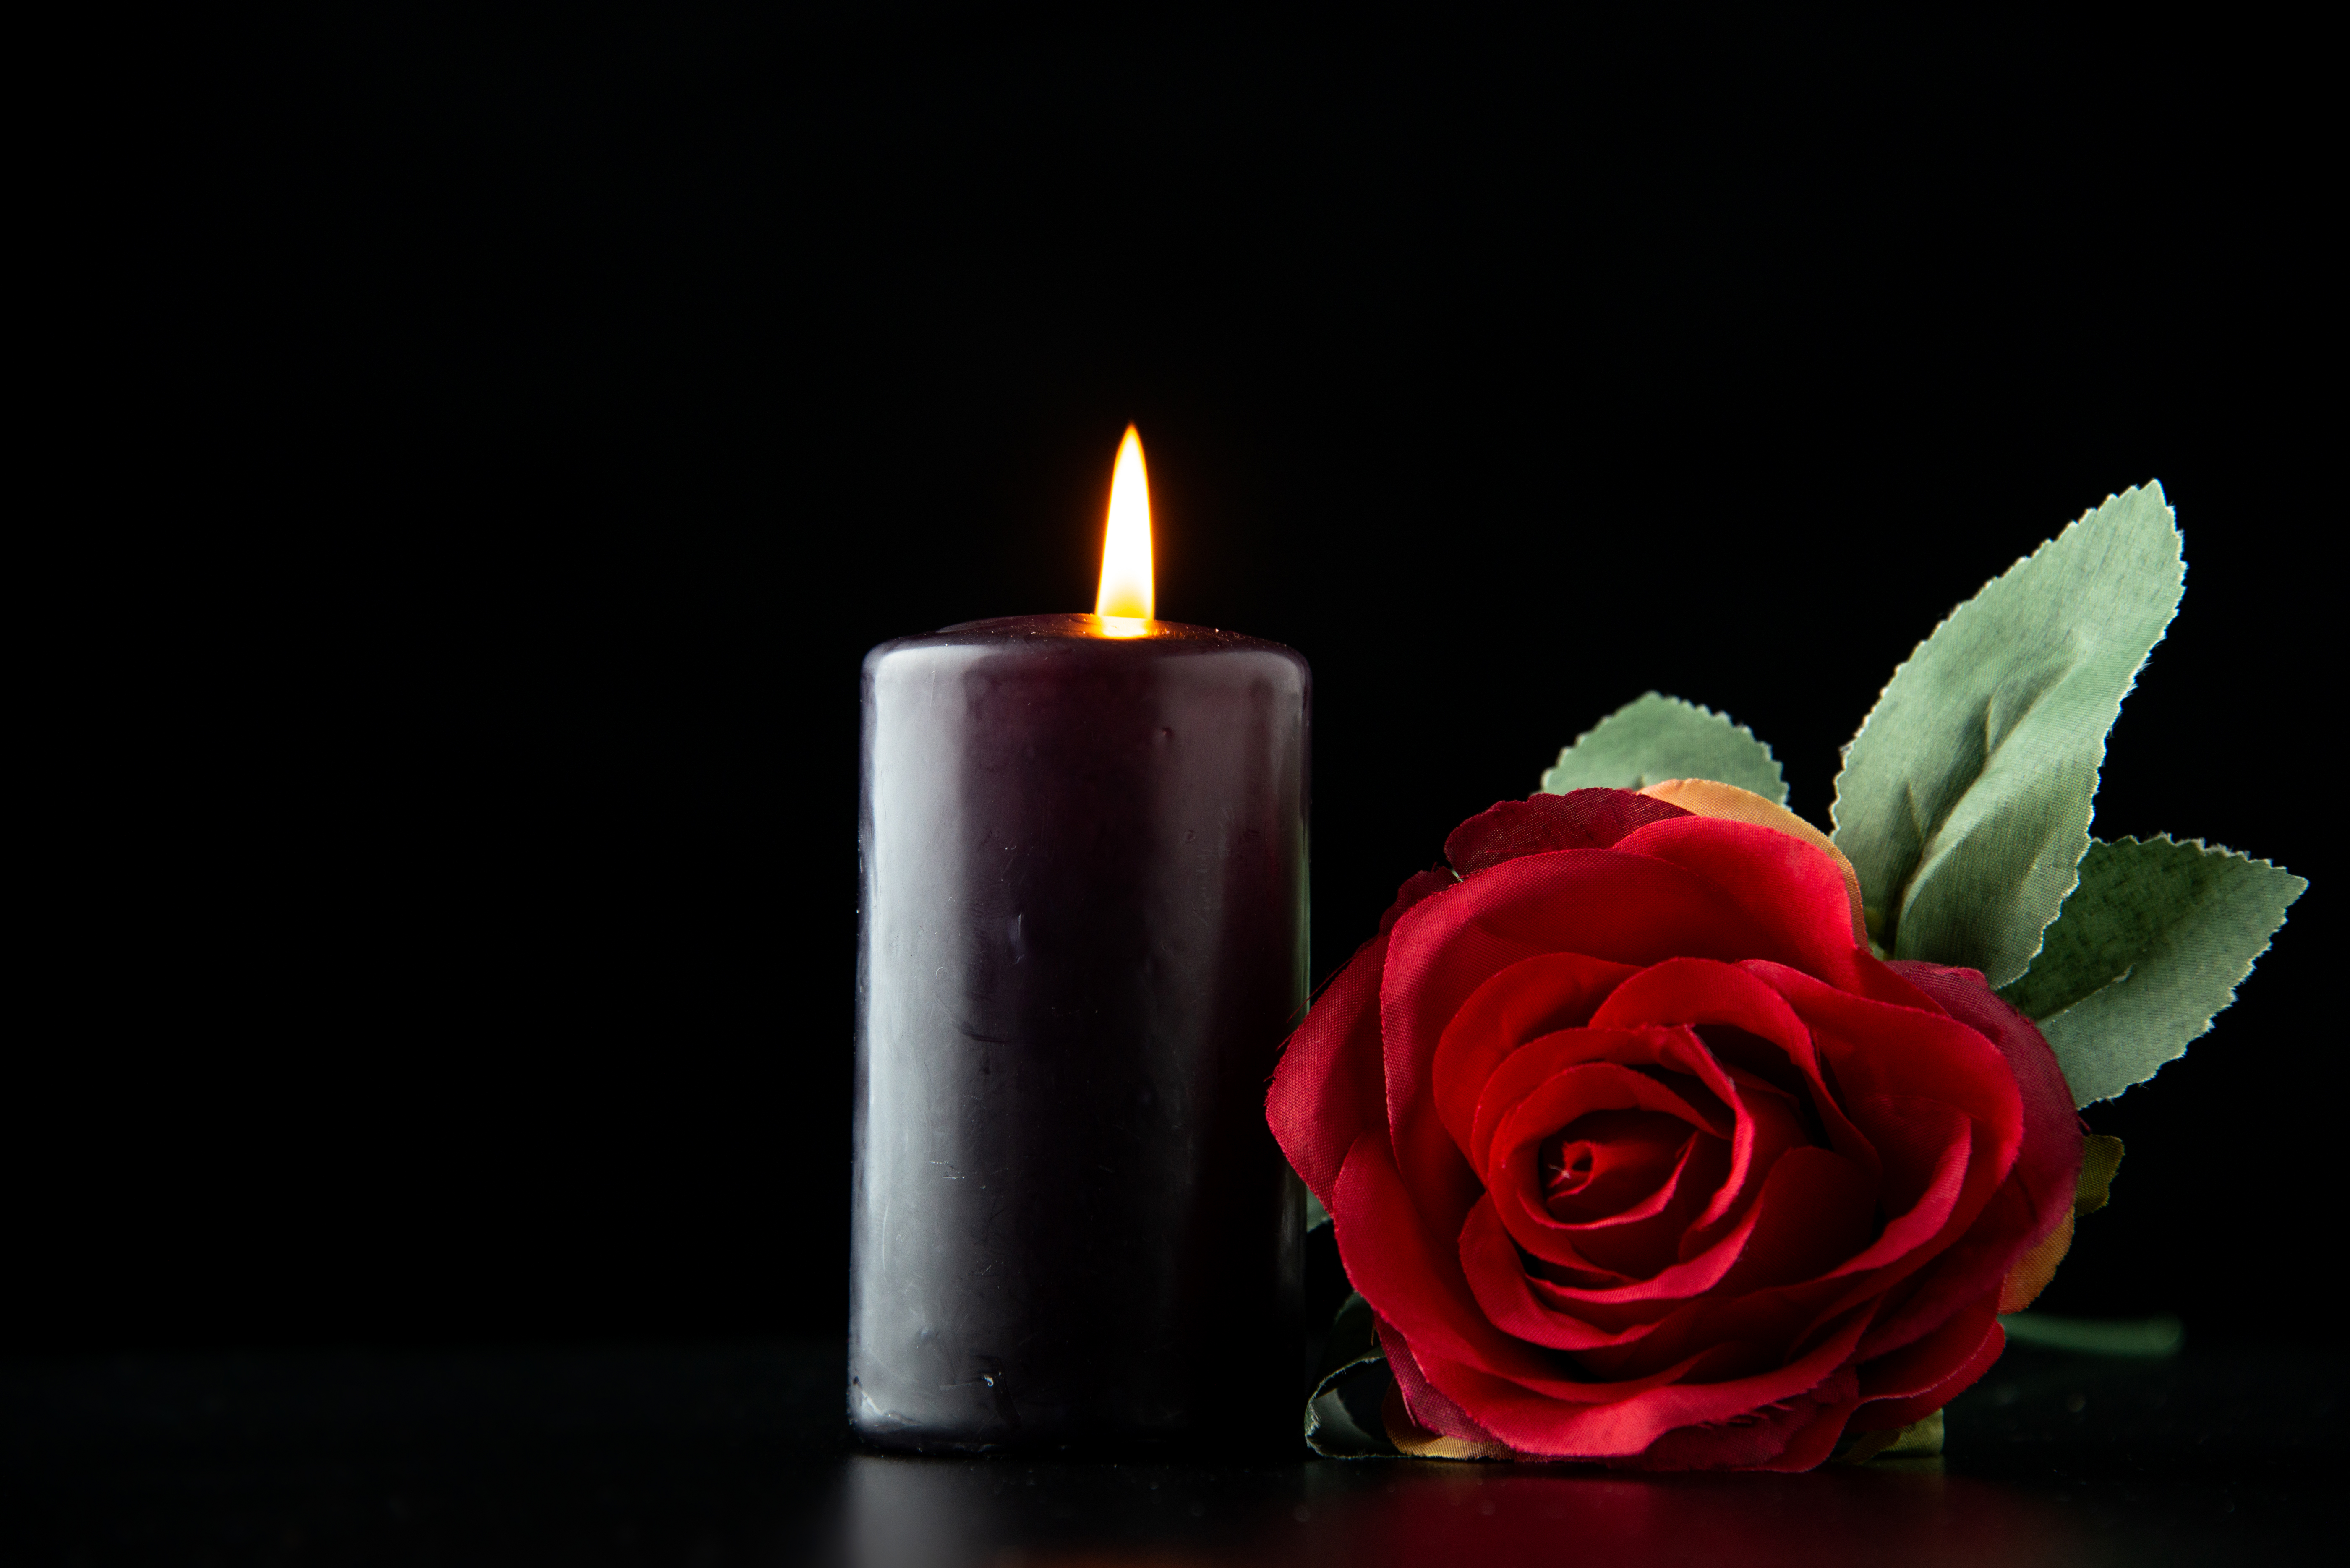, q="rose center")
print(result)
[1538,1109,1701,1223]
